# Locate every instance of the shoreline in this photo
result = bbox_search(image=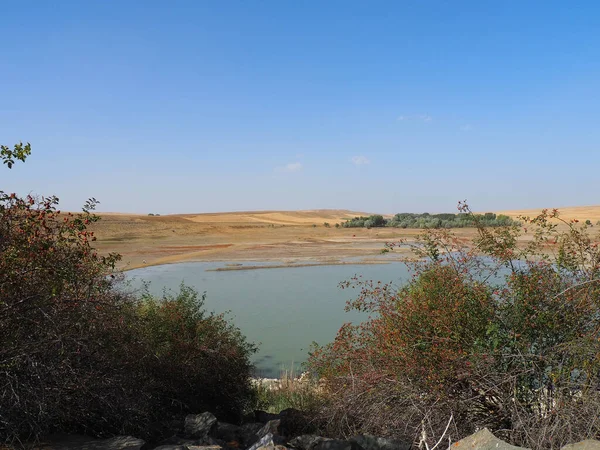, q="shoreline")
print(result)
[206,260,392,271]
[123,257,403,272]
